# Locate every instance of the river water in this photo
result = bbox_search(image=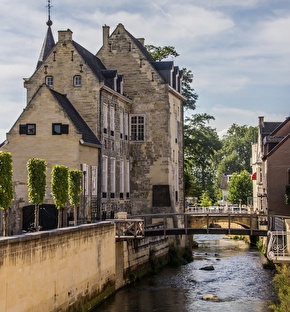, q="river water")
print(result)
[92,235,277,312]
